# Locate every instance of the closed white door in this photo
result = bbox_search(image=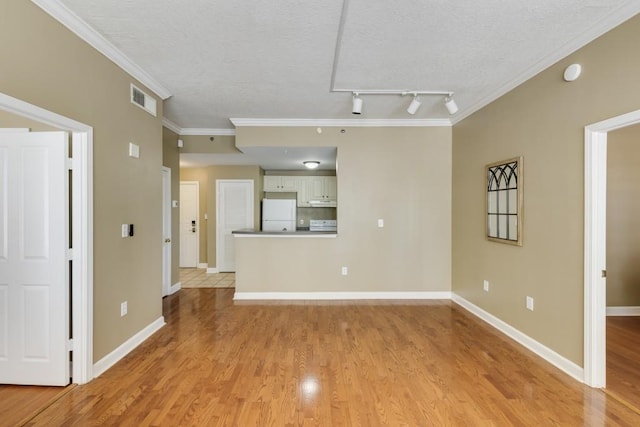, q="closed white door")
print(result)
[0,131,70,386]
[179,181,198,268]
[217,180,254,272]
[162,168,172,296]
